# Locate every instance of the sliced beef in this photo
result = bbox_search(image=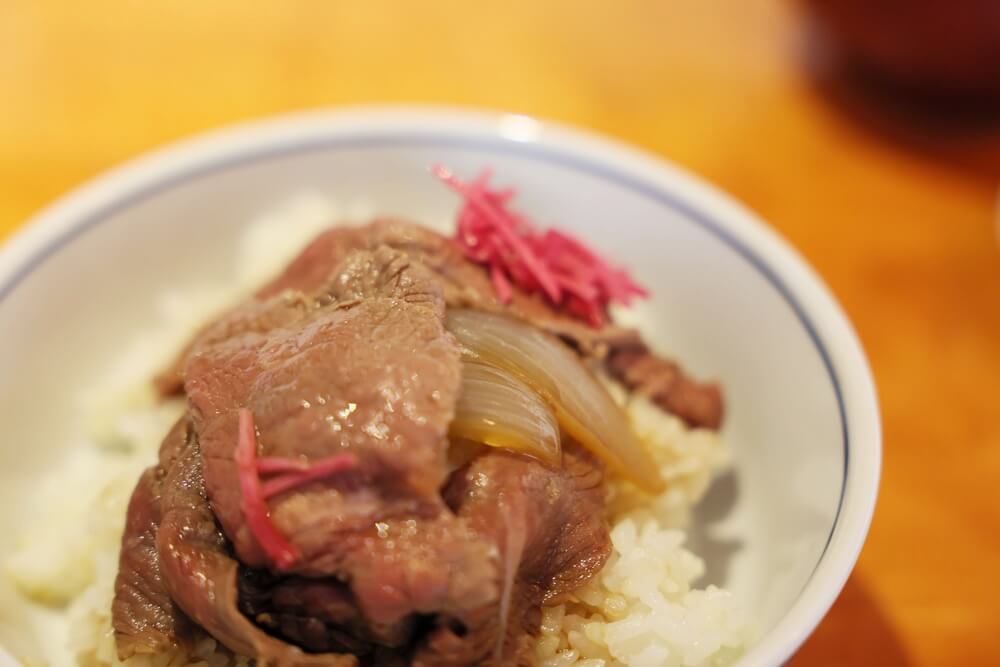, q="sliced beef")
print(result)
[445,447,609,599]
[237,513,499,659]
[336,518,497,626]
[157,219,721,427]
[257,220,491,308]
[112,419,210,657]
[156,220,631,394]
[184,247,467,568]
[239,572,411,655]
[112,464,197,658]
[155,222,473,394]
[125,220,682,665]
[258,222,723,418]
[113,418,353,665]
[606,340,724,429]
[182,247,501,653]
[416,446,611,666]
[155,418,355,666]
[258,219,628,355]
[154,293,316,395]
